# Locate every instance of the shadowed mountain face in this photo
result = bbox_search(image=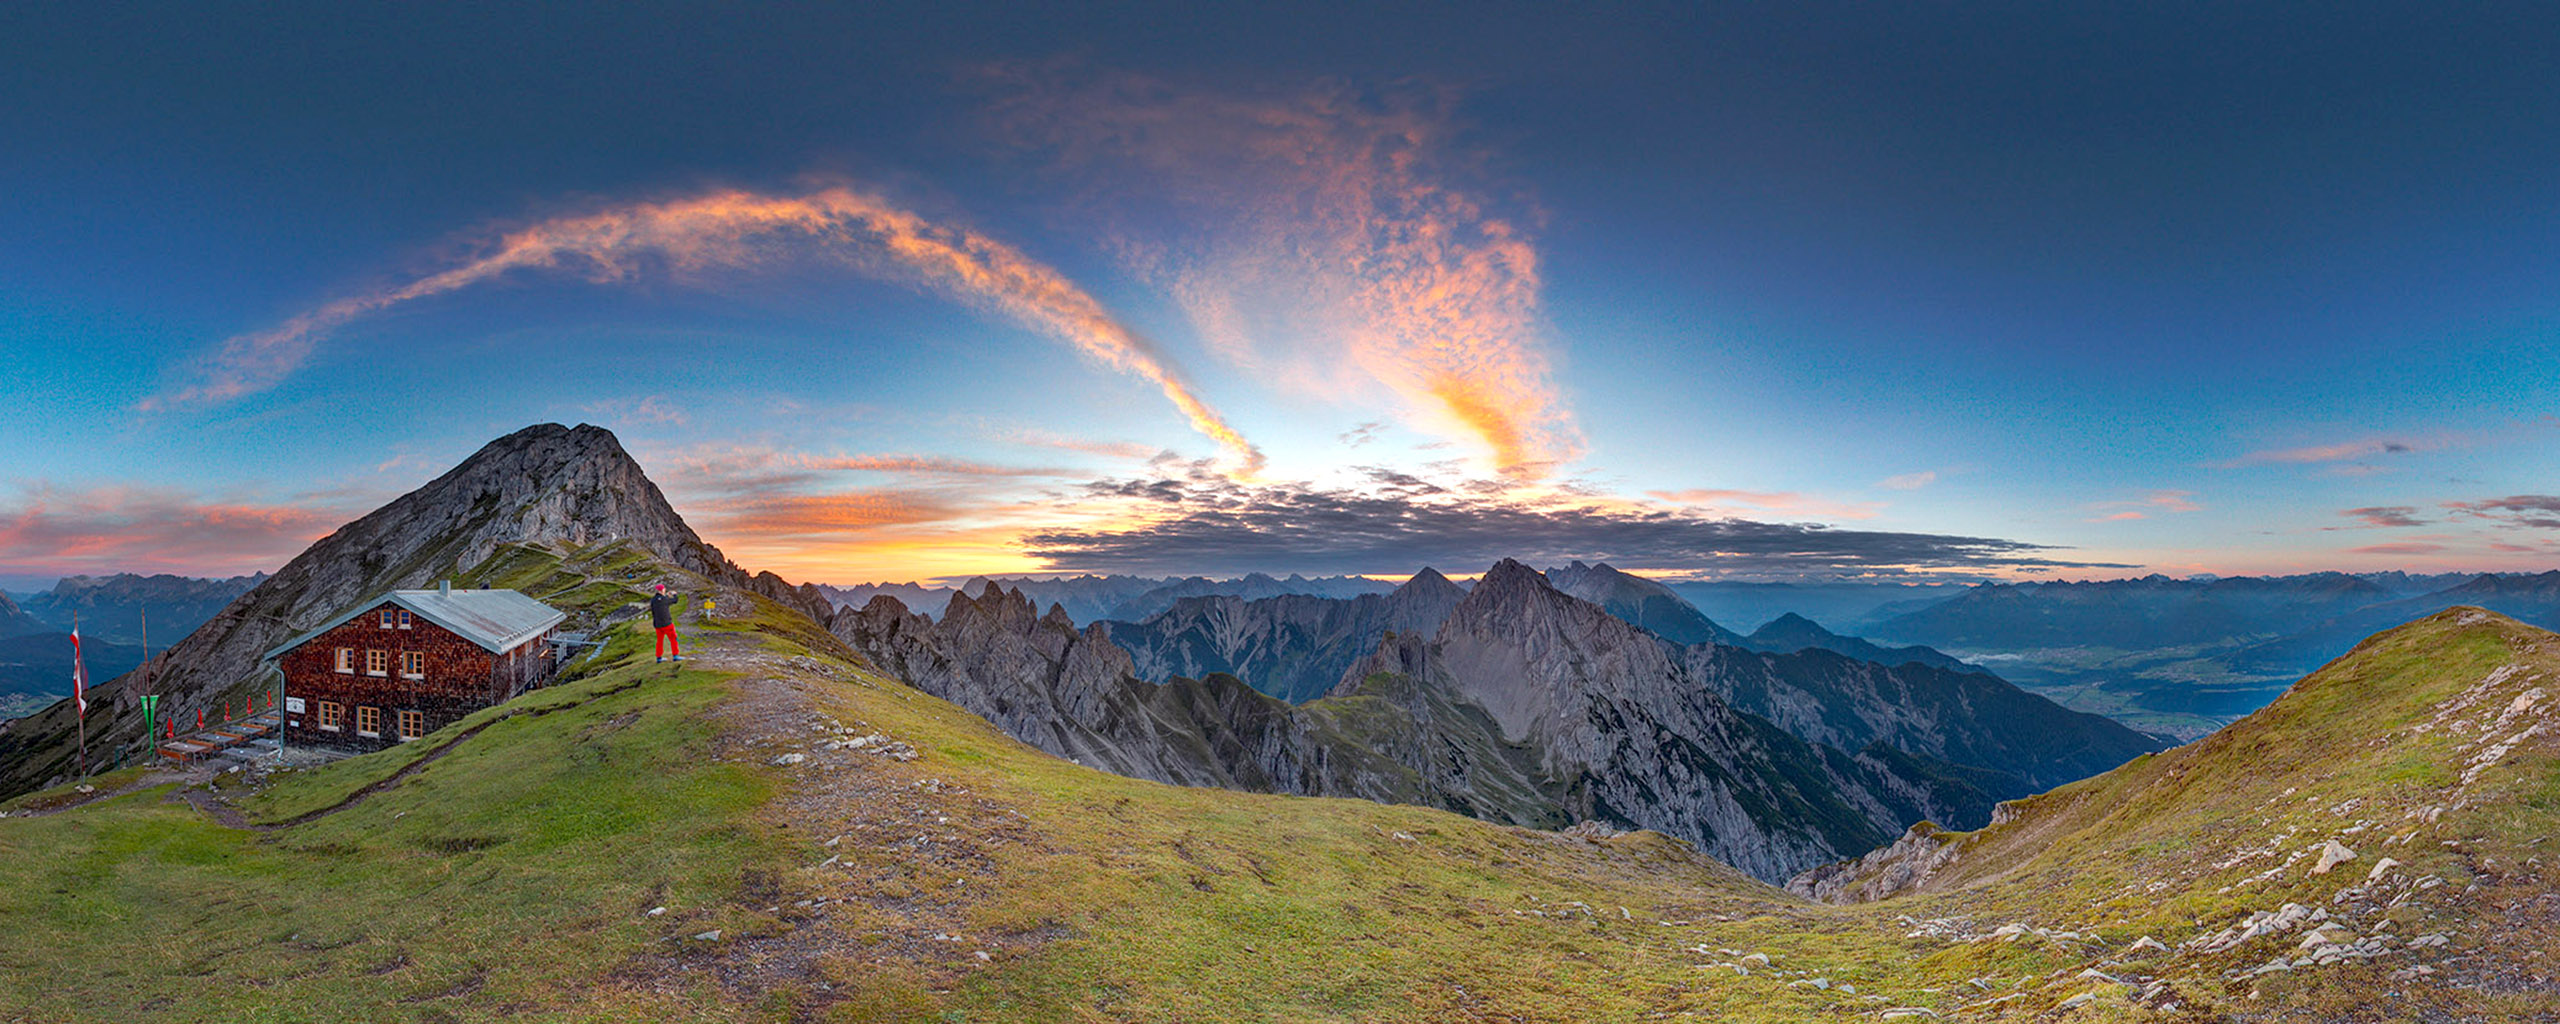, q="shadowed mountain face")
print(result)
[0,593,39,638]
[828,584,1575,830]
[1544,561,1744,646]
[1738,613,1977,673]
[0,423,783,799]
[837,557,2160,882]
[1100,569,1468,703]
